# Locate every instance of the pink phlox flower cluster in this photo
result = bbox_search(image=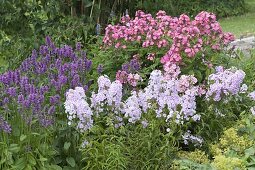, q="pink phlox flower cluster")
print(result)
[178,75,198,93]
[116,70,128,84]
[206,67,246,101]
[104,10,235,67]
[127,73,142,87]
[104,10,155,48]
[116,71,142,87]
[193,11,218,35]
[163,62,181,80]
[64,87,93,132]
[121,14,131,24]
[147,53,156,61]
[222,32,235,45]
[197,84,207,96]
